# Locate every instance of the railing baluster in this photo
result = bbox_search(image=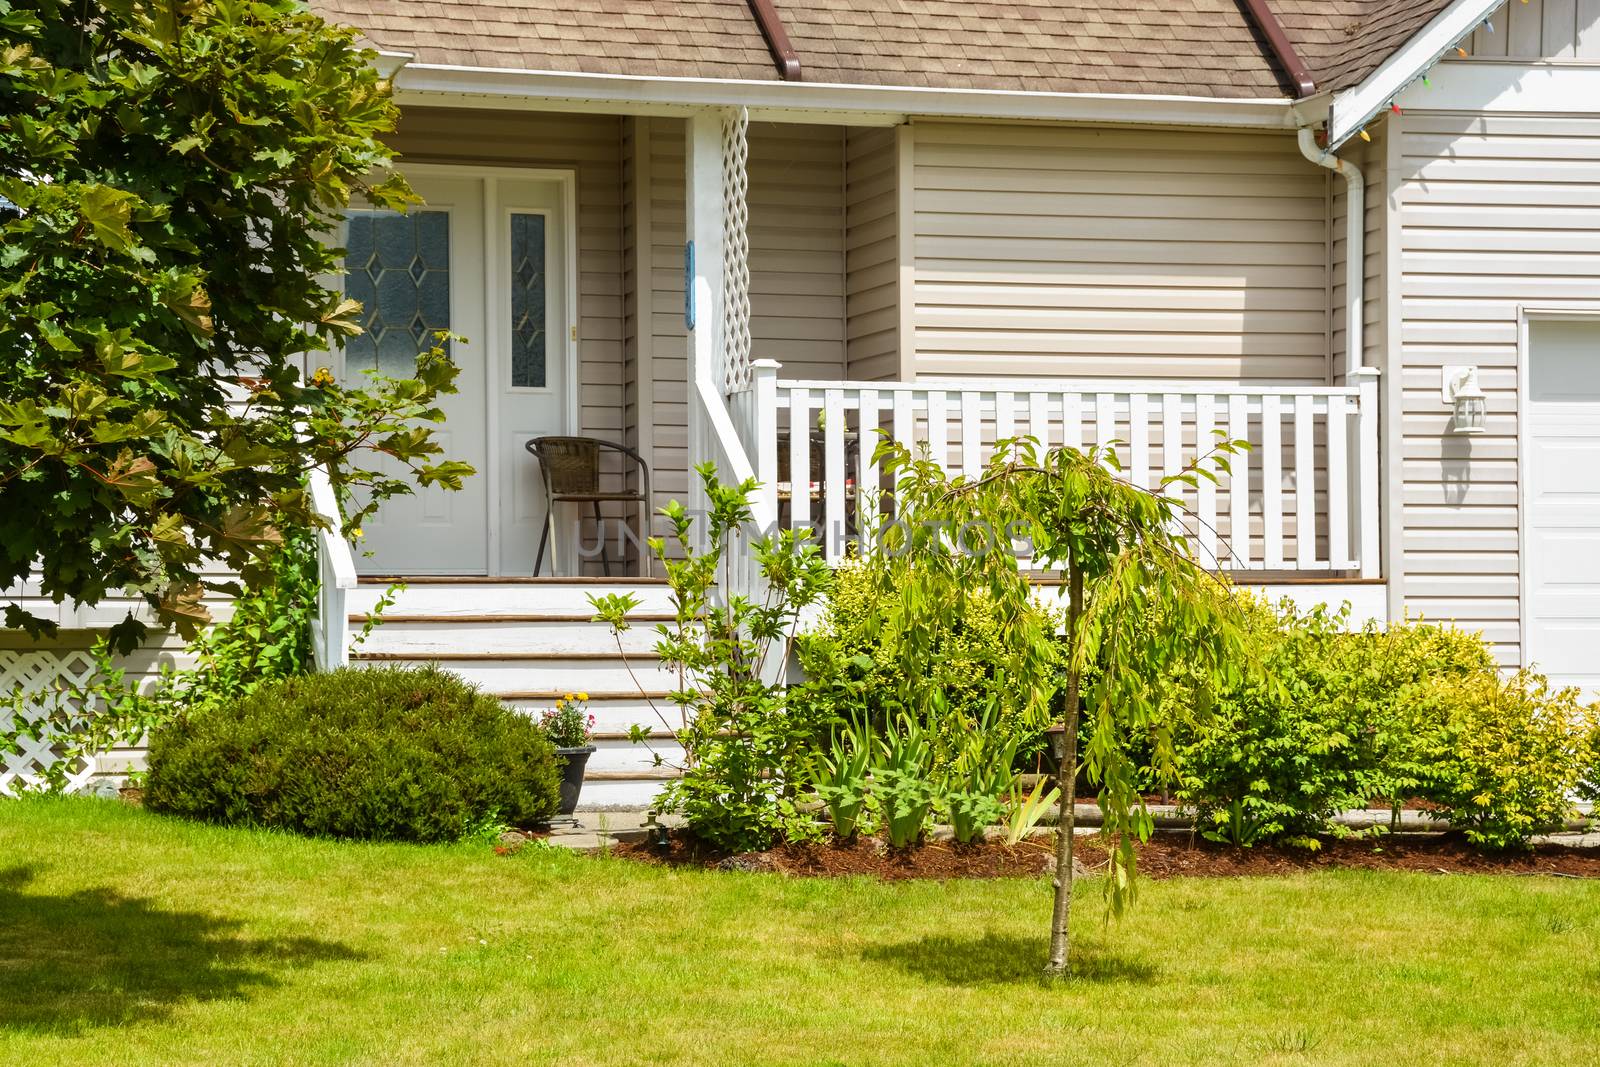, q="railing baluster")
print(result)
[1294,393,1316,569]
[824,387,846,562]
[927,390,949,475]
[1228,393,1250,570]
[1162,392,1183,528]
[789,386,811,535]
[859,388,880,534]
[995,390,1016,451]
[1029,391,1050,452]
[893,389,913,518]
[1129,392,1150,489]
[1327,393,1348,570]
[1095,392,1115,463]
[1262,394,1283,568]
[961,390,983,479]
[1195,393,1218,565]
[1062,391,1082,450]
